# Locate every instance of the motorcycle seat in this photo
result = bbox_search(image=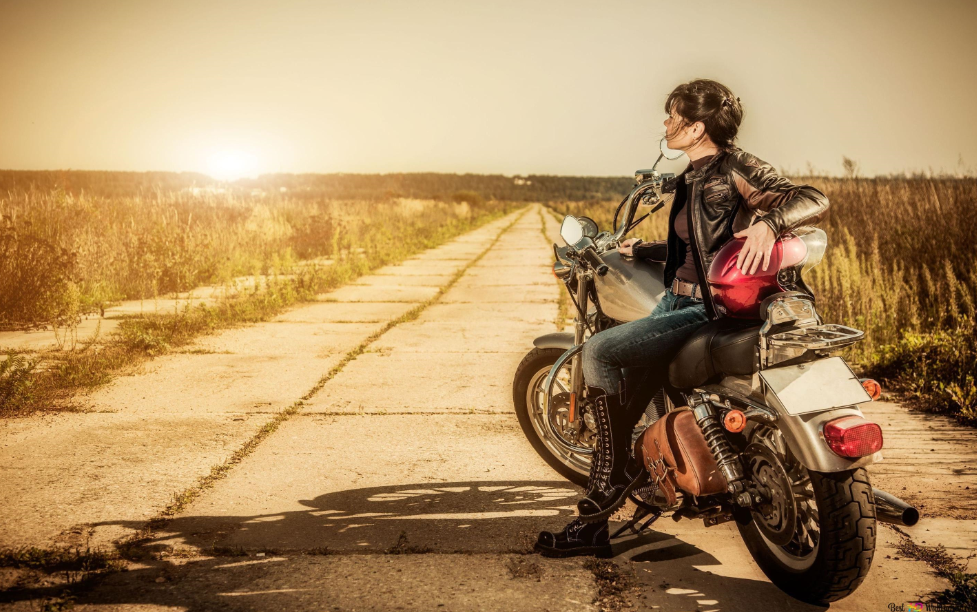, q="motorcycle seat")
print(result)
[668,319,761,389]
